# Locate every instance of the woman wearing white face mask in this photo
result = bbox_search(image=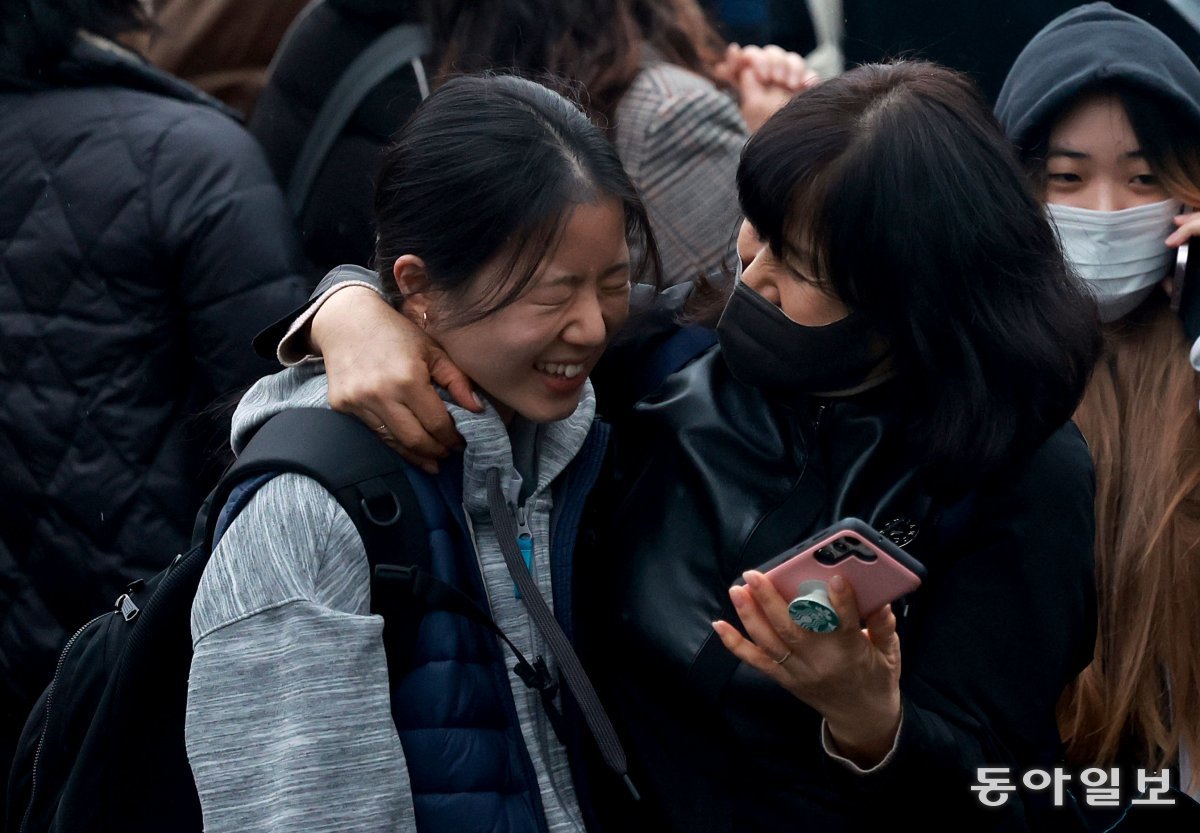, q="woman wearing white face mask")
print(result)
[997,1,1200,811]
